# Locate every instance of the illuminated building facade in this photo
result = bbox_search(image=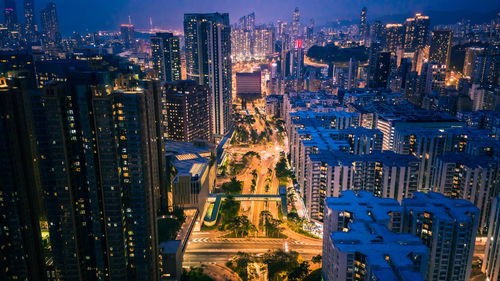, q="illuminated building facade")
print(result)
[151,32,181,82]
[184,13,232,137]
[403,192,479,281]
[164,80,212,142]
